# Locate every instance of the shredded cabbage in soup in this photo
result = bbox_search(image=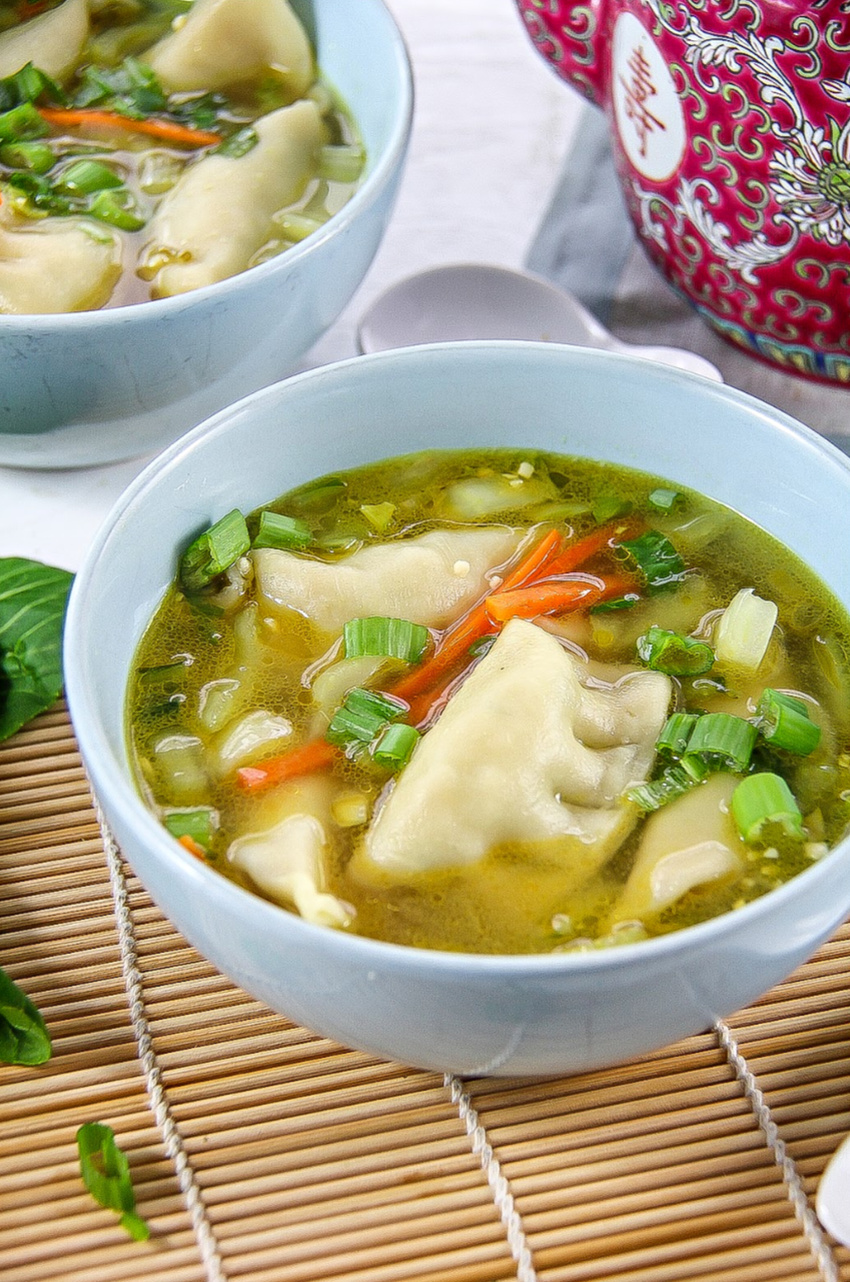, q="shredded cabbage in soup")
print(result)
[127,448,850,955]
